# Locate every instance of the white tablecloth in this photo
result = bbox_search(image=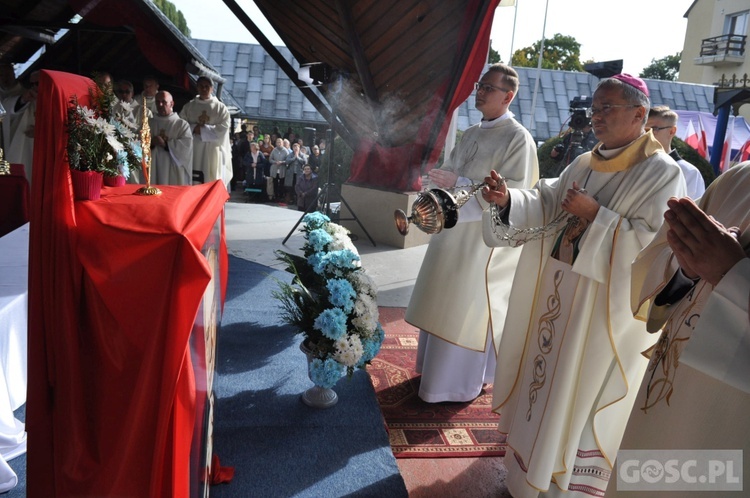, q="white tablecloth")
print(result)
[0,223,29,492]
